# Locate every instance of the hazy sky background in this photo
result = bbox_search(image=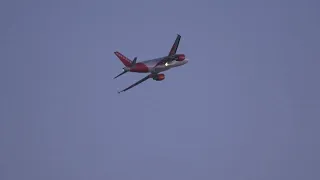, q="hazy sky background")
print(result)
[1,0,320,179]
